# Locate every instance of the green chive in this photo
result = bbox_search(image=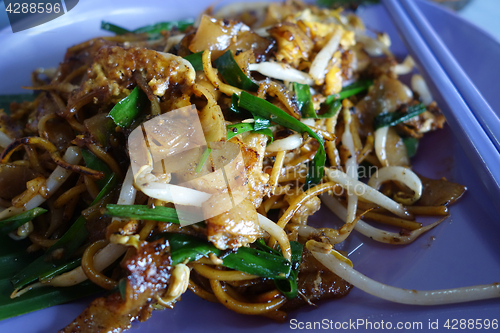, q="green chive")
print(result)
[154,233,292,278]
[274,241,303,299]
[373,103,426,130]
[213,50,259,91]
[195,147,212,173]
[11,173,117,289]
[0,279,102,321]
[325,80,373,104]
[101,21,130,35]
[133,19,194,35]
[183,51,204,71]
[294,82,317,118]
[105,204,200,225]
[238,91,326,187]
[108,87,148,128]
[403,137,419,158]
[118,278,127,300]
[0,208,47,234]
[318,99,342,119]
